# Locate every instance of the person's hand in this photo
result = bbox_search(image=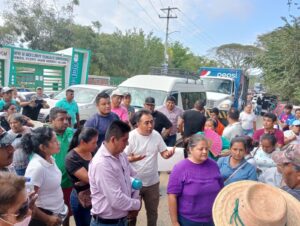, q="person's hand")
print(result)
[127,210,139,219]
[47,215,62,226]
[172,222,180,226]
[28,192,38,210]
[128,153,146,162]
[161,129,170,139]
[164,147,175,158]
[289,135,297,141]
[183,137,190,144]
